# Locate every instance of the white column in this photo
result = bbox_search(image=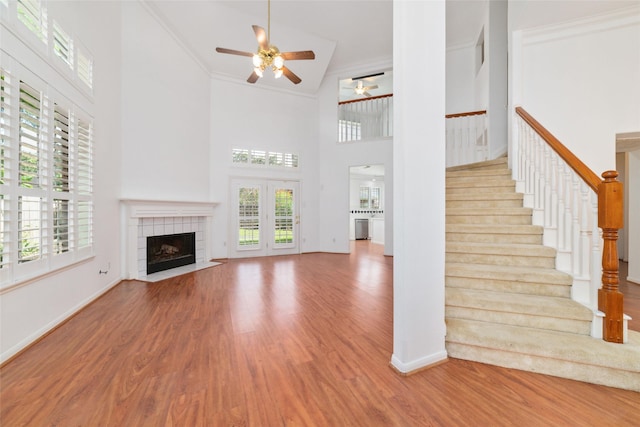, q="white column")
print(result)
[391,0,447,373]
